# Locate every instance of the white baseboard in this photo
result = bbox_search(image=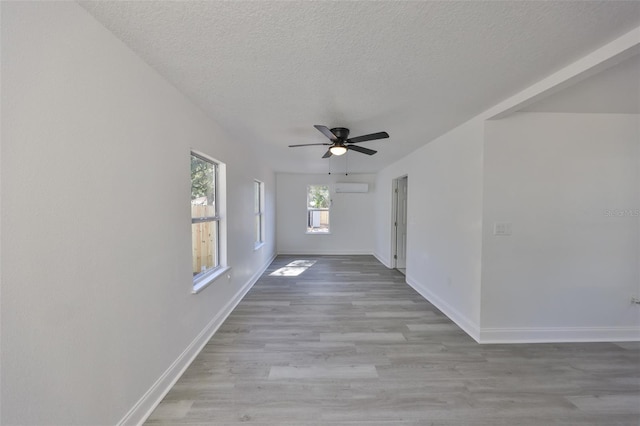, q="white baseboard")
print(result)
[479,326,640,344]
[405,274,480,343]
[372,251,392,268]
[277,250,373,256]
[118,253,277,426]
[405,275,640,344]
